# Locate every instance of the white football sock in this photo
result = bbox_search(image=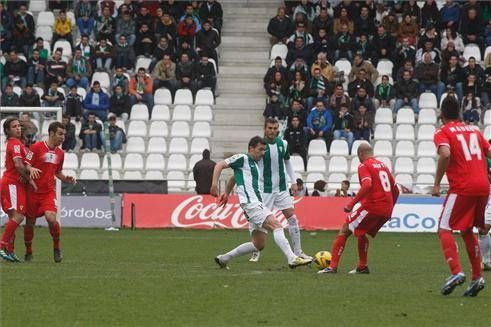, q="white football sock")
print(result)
[478,233,491,264]
[287,215,302,254]
[221,242,257,262]
[273,228,296,263]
